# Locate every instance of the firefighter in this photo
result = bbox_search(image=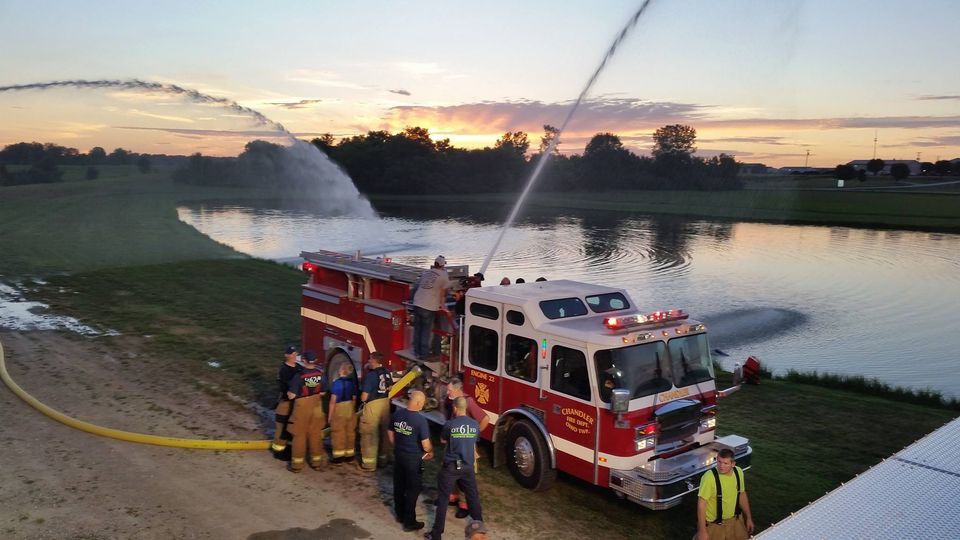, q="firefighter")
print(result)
[444,377,489,518]
[411,255,451,360]
[328,361,359,463]
[424,396,483,540]
[389,390,433,532]
[696,448,754,540]
[285,351,327,473]
[271,345,301,454]
[358,352,392,471]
